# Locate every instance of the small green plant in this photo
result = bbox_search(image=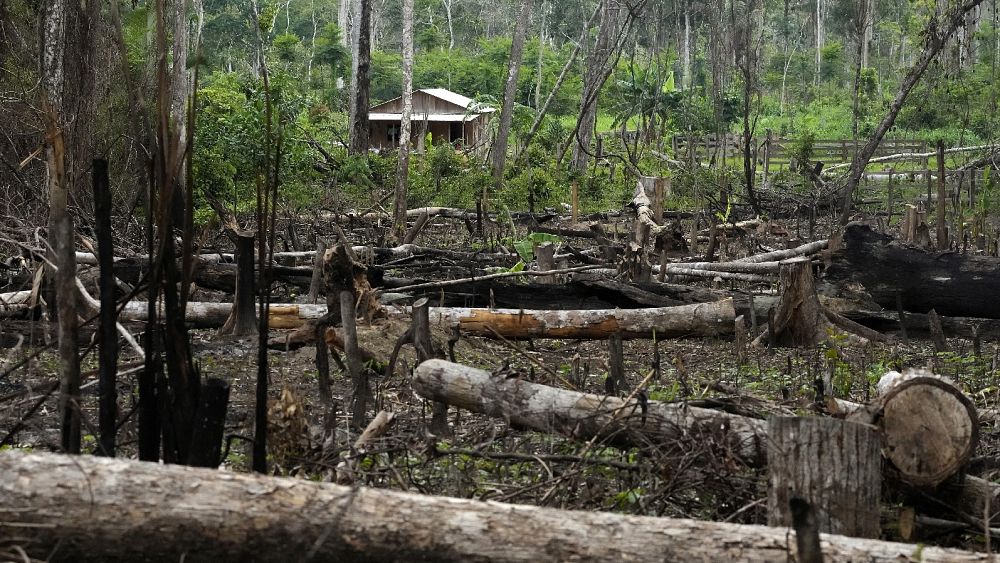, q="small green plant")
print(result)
[822,329,853,397]
[506,232,563,272]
